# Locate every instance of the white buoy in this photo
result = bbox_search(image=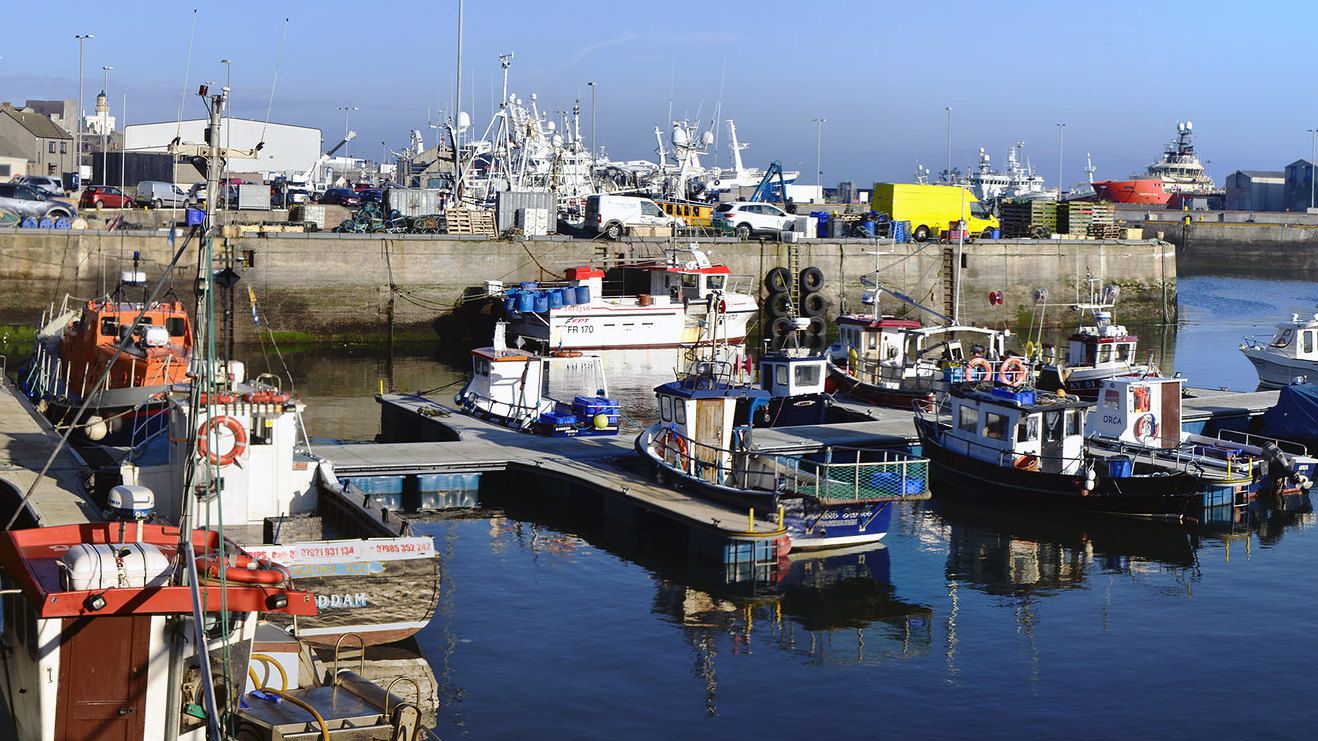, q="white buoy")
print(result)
[83,415,108,442]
